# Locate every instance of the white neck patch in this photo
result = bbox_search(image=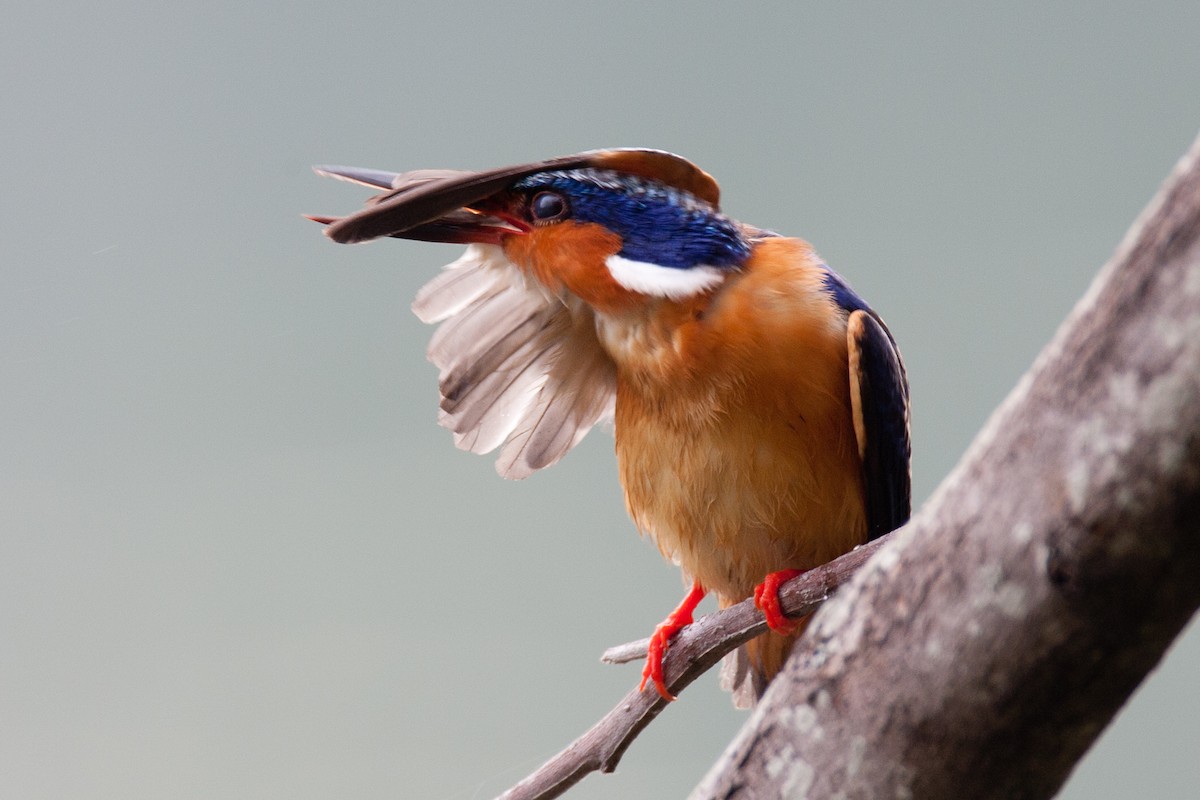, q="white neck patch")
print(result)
[605,255,727,300]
